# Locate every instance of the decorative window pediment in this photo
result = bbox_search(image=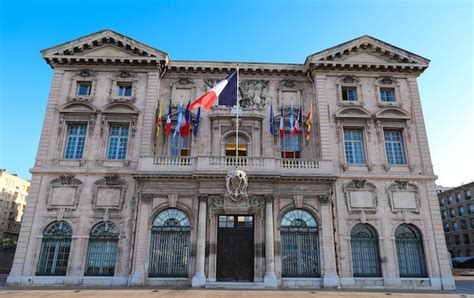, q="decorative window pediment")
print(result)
[386,180,420,213]
[343,179,378,212]
[46,174,83,210]
[100,102,138,137]
[92,174,128,210]
[334,107,371,120]
[374,107,410,121]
